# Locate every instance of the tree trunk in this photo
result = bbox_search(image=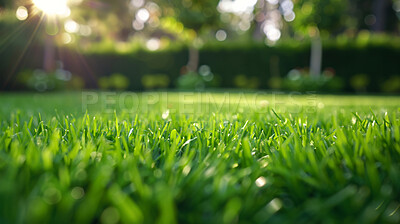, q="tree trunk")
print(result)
[310,36,322,78]
[186,47,199,73]
[372,0,390,32]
